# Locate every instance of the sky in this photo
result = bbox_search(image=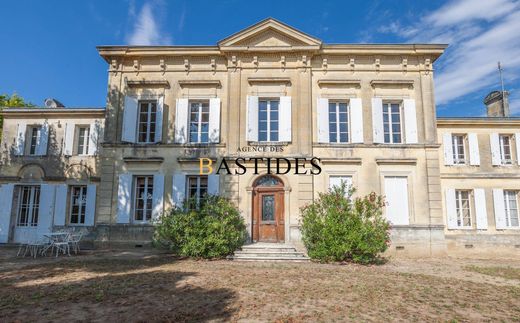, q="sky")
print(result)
[1,0,519,117]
